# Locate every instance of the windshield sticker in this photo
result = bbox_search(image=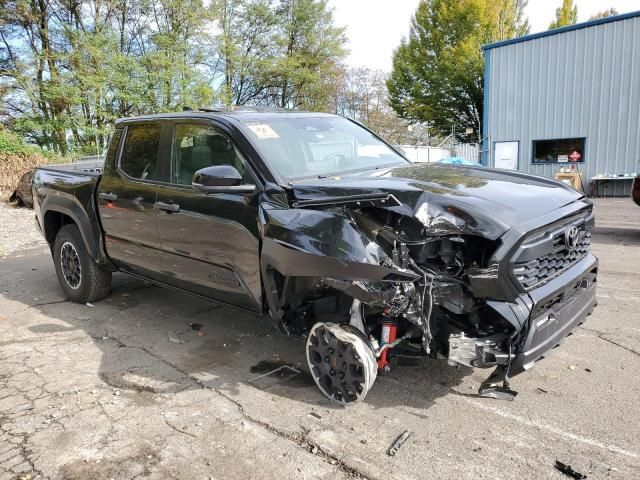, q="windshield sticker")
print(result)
[247,124,279,139]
